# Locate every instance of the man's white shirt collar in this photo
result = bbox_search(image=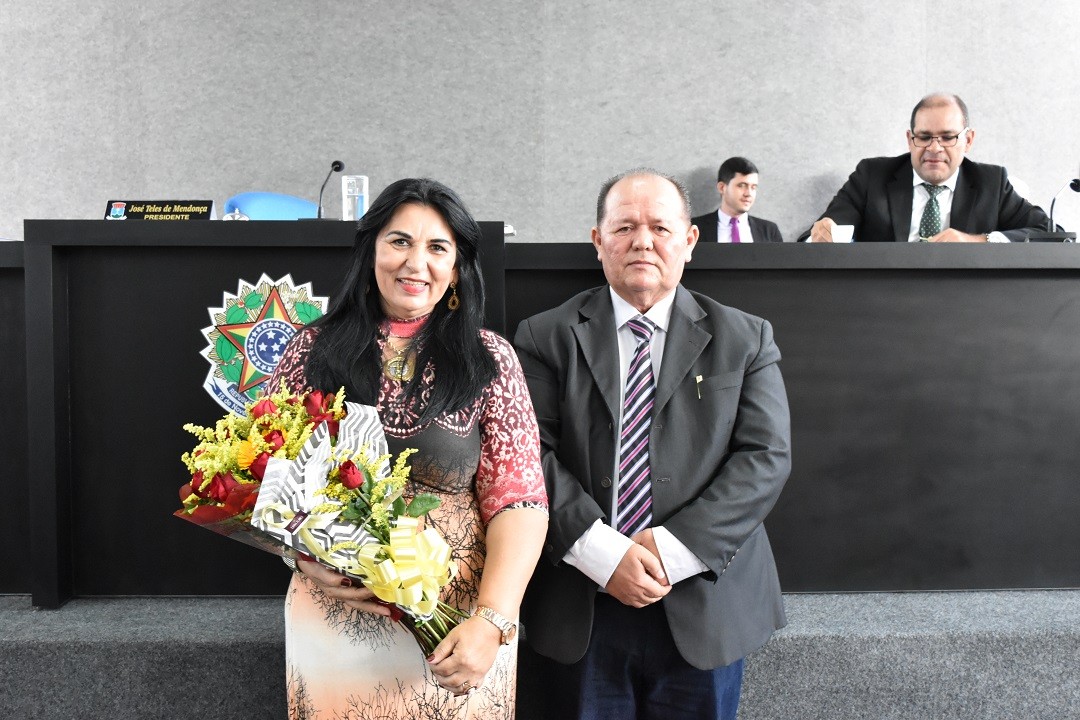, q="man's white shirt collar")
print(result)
[912,166,960,191]
[718,207,750,228]
[609,287,674,333]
